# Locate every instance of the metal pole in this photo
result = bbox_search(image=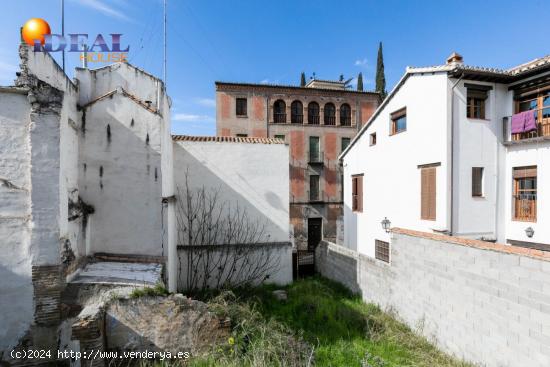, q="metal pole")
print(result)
[163,0,167,88]
[61,0,65,72]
